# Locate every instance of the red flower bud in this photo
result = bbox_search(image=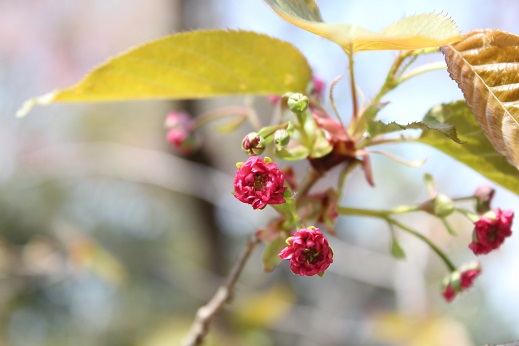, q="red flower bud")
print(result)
[242,132,266,156]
